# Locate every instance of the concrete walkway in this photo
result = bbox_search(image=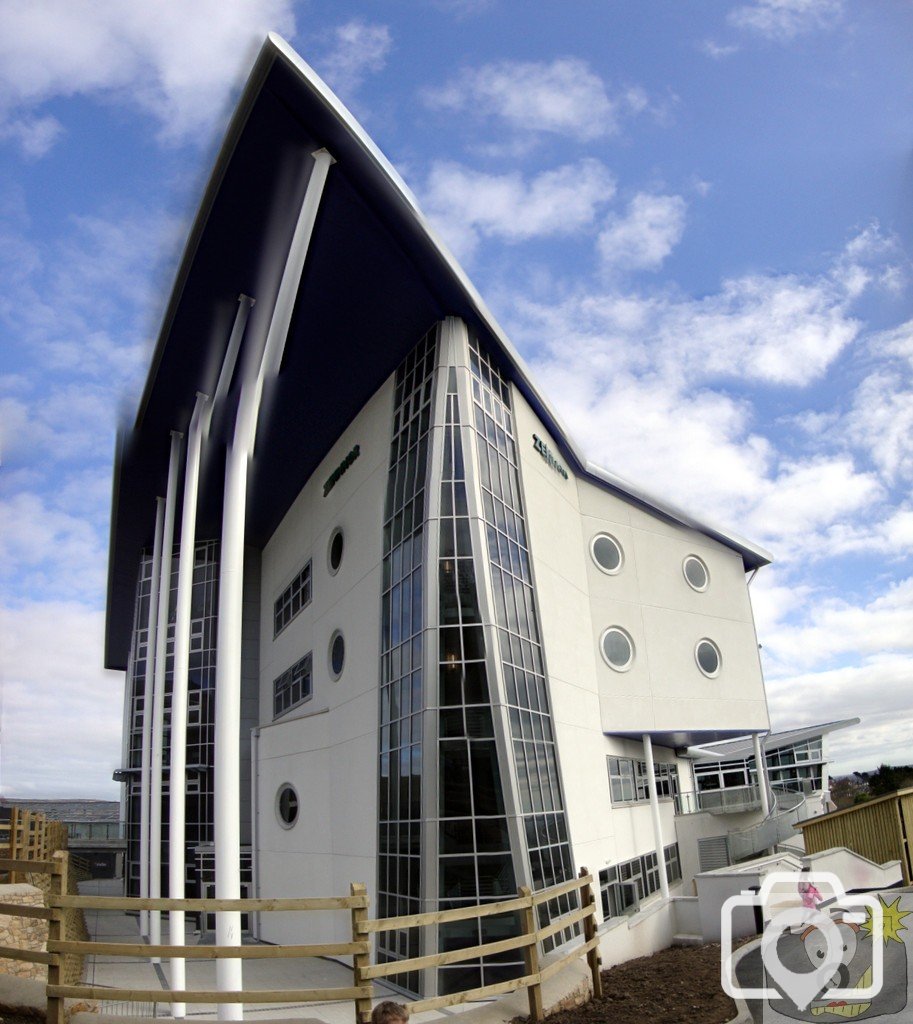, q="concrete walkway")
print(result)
[70,879,593,1024]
